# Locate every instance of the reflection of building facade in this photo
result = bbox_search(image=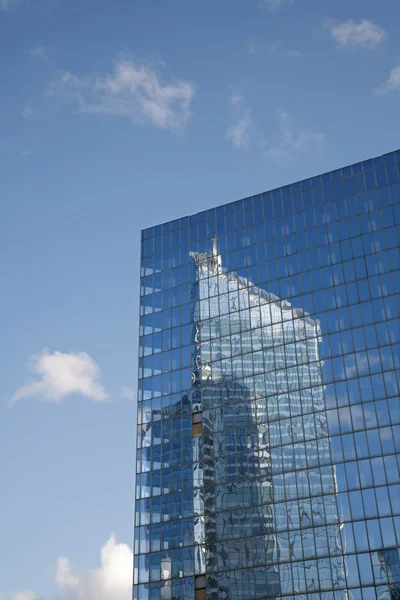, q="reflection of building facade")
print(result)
[374,549,400,600]
[191,241,347,598]
[134,149,400,600]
